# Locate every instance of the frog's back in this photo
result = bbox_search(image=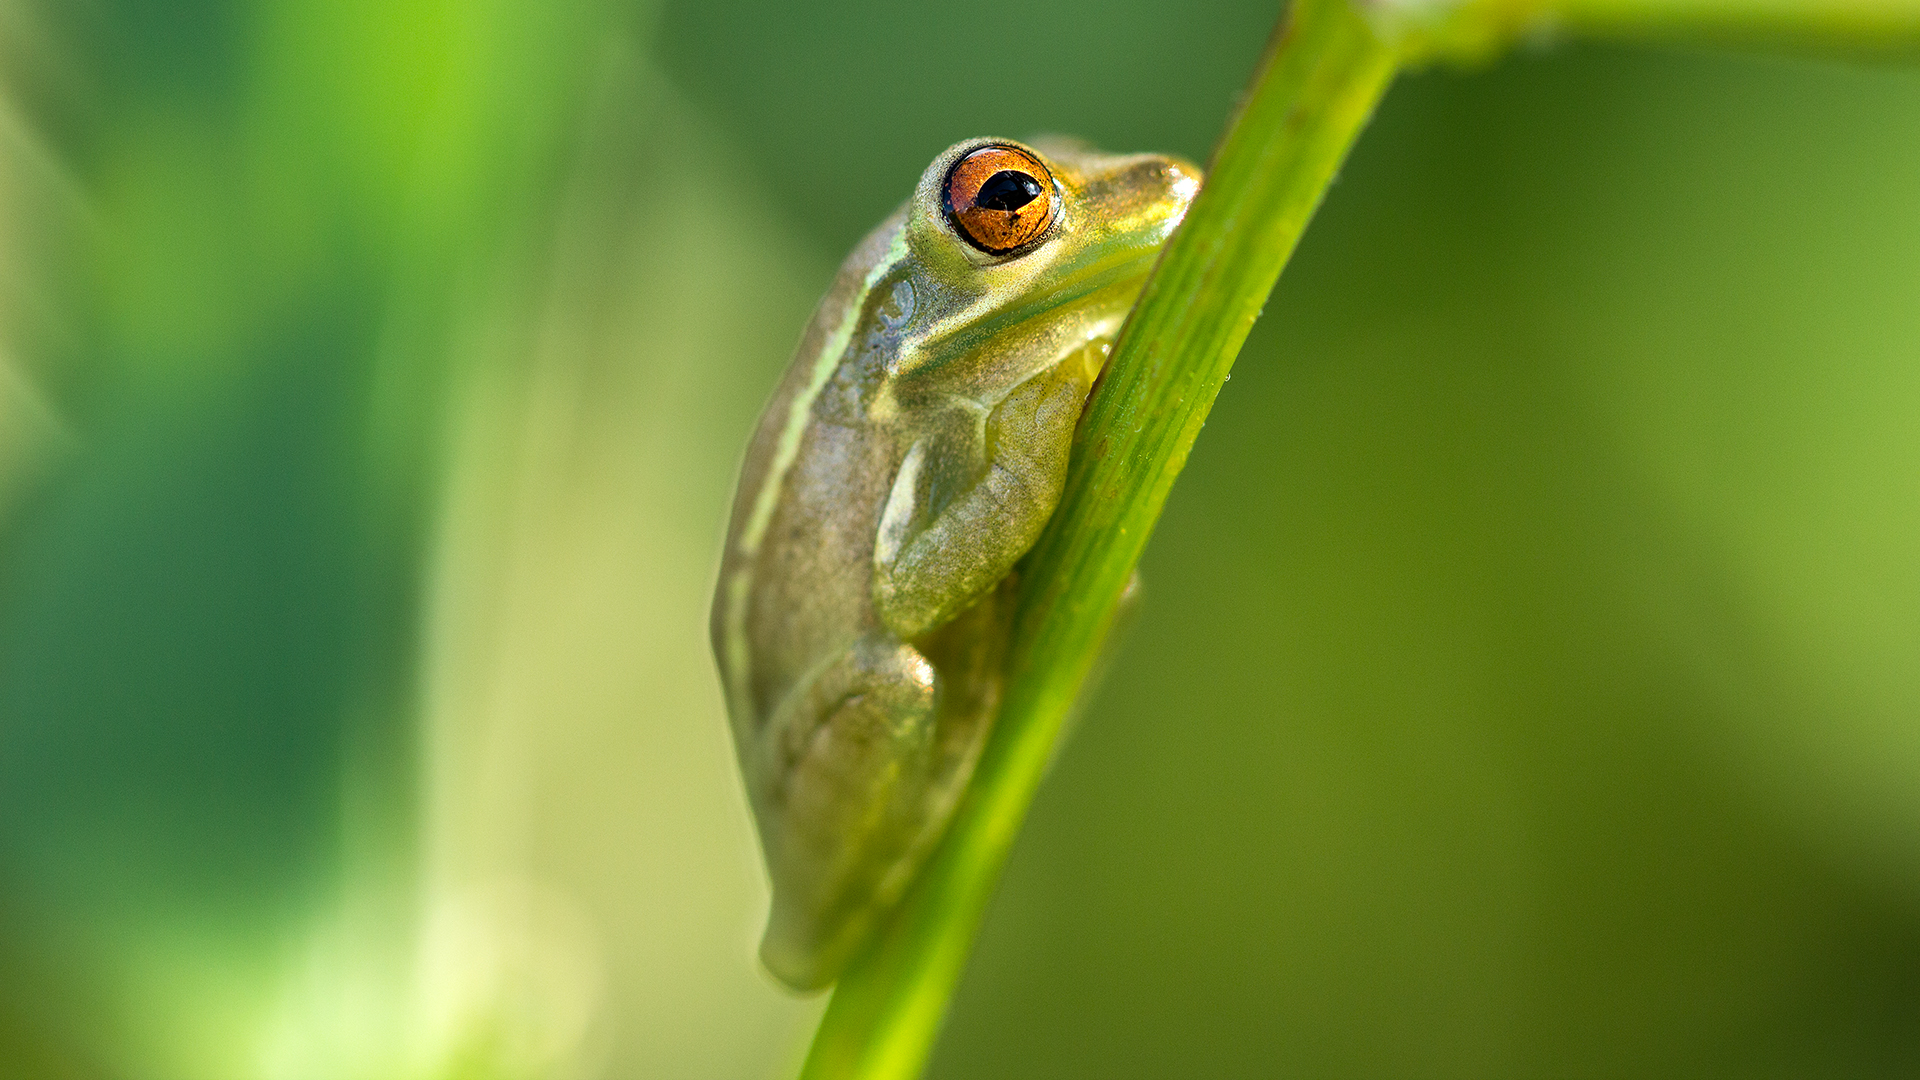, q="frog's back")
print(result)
[711,213,908,745]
